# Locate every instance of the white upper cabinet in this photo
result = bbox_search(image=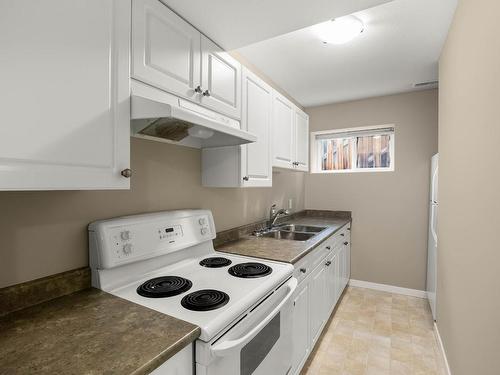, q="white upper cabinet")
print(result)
[272,92,309,171]
[272,92,295,168]
[240,67,272,187]
[0,0,130,190]
[131,1,241,120]
[132,0,201,101]
[294,108,310,172]
[200,36,242,119]
[201,67,272,187]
